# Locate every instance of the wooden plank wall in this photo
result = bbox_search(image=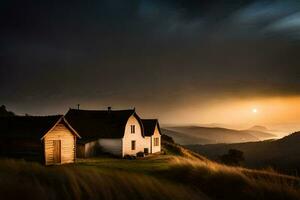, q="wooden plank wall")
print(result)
[44,122,75,165]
